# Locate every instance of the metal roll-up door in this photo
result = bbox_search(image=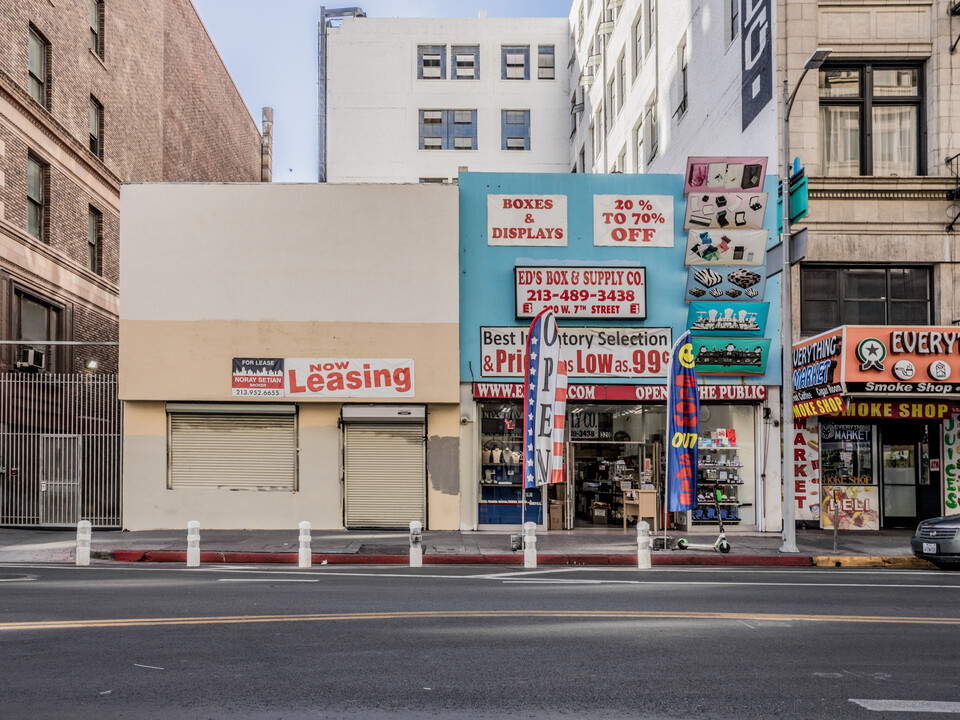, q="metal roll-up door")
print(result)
[343,422,425,528]
[167,406,297,491]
